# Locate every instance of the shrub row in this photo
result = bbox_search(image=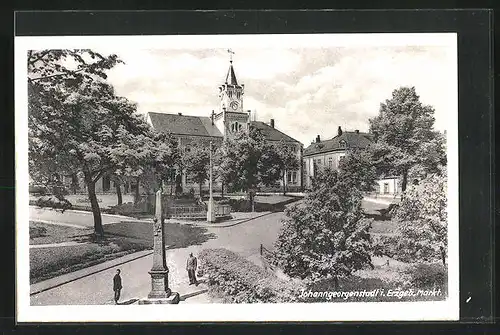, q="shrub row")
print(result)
[35,196,73,212]
[199,248,301,303]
